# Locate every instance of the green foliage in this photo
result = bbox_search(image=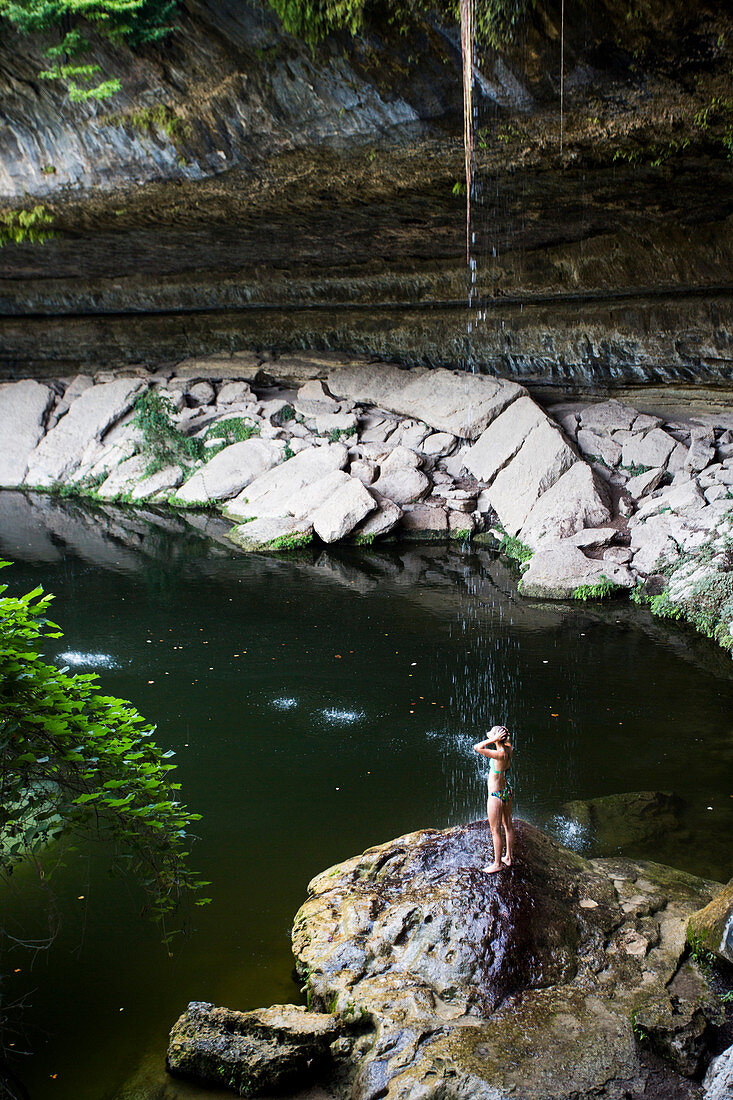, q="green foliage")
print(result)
[498,532,533,567]
[203,418,260,447]
[326,425,357,442]
[103,103,191,146]
[612,139,690,169]
[353,531,375,546]
[265,0,532,49]
[0,564,206,924]
[0,205,56,248]
[694,96,733,158]
[267,531,312,550]
[282,441,296,461]
[132,388,204,475]
[572,575,619,601]
[0,0,180,100]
